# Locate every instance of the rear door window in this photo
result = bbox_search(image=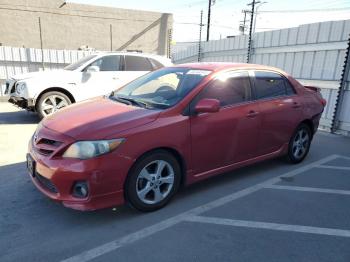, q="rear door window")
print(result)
[125,56,154,71]
[253,71,295,99]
